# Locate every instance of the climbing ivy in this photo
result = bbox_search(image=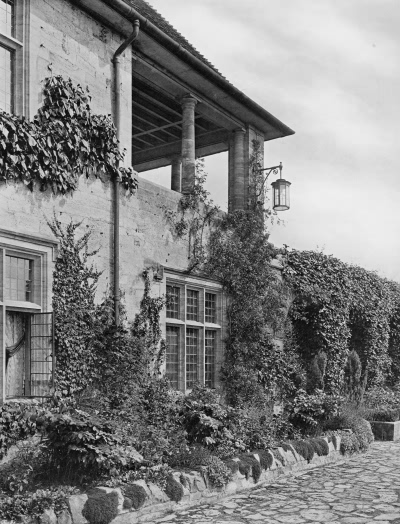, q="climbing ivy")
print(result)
[49,216,103,397]
[131,268,167,376]
[50,217,167,401]
[164,159,220,271]
[0,76,137,194]
[283,249,400,390]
